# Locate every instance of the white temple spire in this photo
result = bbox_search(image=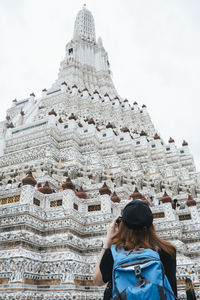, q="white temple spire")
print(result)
[54,6,118,96]
[73,5,96,43]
